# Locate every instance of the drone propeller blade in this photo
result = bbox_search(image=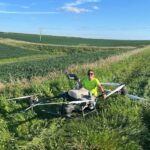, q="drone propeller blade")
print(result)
[126,94,145,100]
[101,83,121,86]
[105,85,125,98]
